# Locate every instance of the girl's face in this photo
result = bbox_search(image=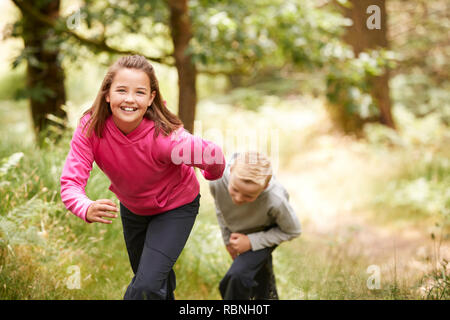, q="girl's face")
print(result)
[106,68,156,135]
